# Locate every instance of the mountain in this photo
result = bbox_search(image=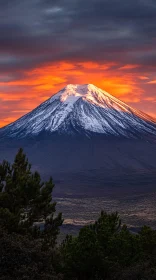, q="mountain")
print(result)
[0,84,156,196]
[0,84,156,139]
